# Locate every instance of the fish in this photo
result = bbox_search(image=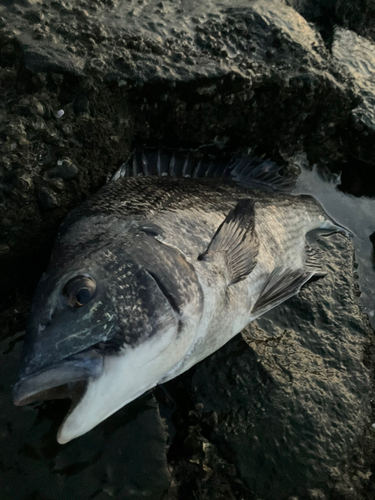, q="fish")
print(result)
[12,148,351,444]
